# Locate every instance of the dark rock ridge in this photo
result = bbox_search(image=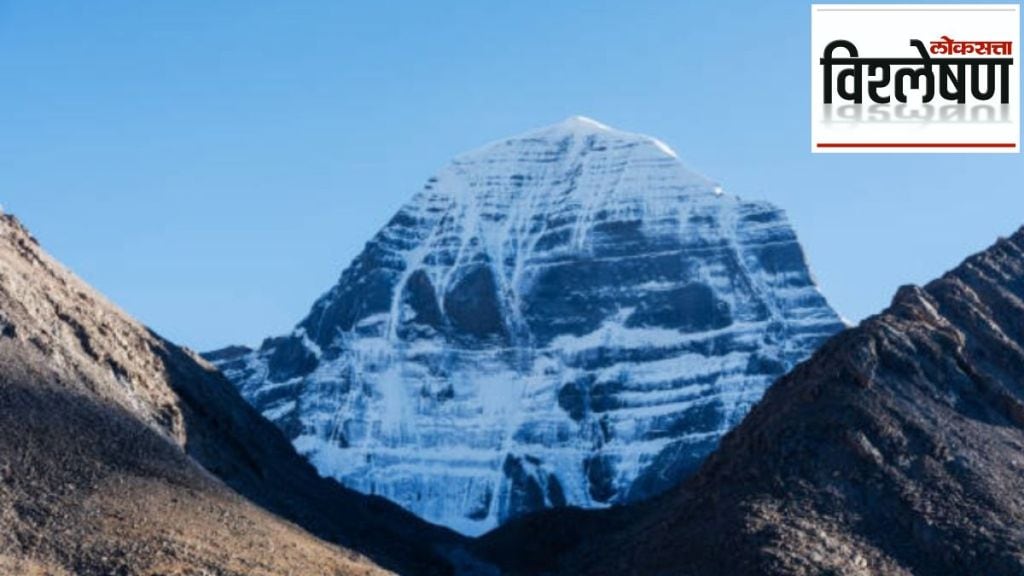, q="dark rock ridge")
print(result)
[0,214,465,575]
[480,226,1024,576]
[208,116,843,535]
